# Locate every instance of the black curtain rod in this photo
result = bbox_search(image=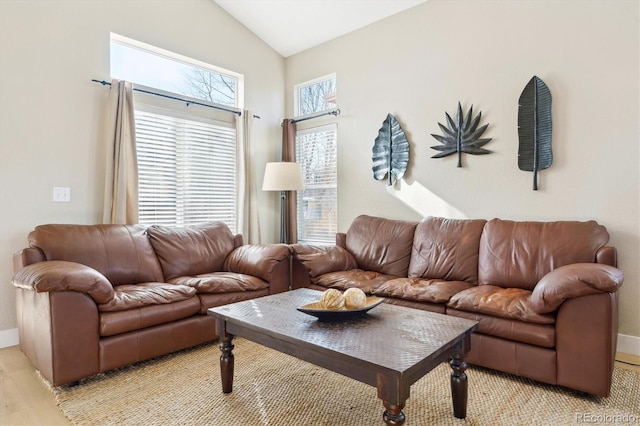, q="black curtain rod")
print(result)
[291,108,341,124]
[91,79,261,119]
